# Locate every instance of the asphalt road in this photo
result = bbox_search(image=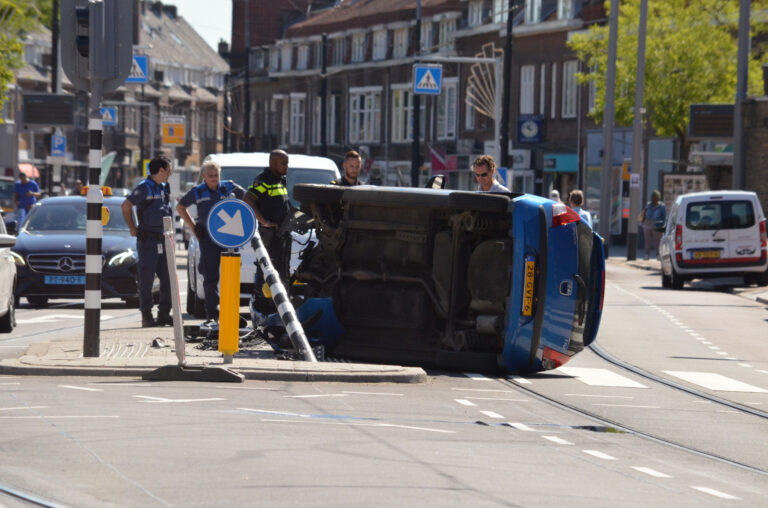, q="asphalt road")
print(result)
[0,260,766,507]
